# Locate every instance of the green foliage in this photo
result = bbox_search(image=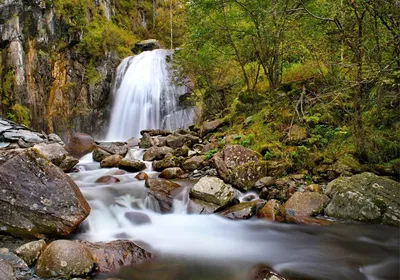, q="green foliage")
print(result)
[233,134,254,148]
[203,148,218,160]
[85,61,101,85]
[0,70,14,106]
[7,103,30,126]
